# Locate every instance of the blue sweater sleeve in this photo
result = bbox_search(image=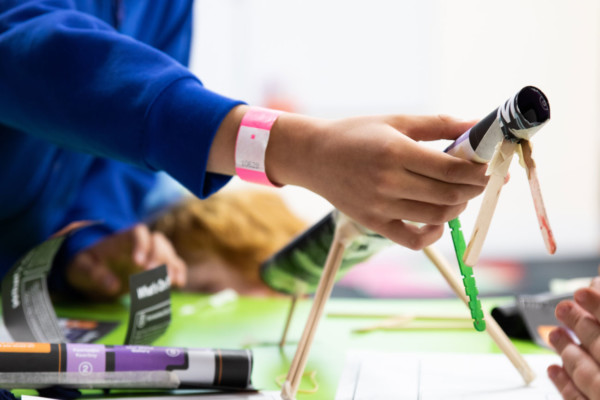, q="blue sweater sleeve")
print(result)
[47,158,161,295]
[60,158,158,255]
[0,0,242,197]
